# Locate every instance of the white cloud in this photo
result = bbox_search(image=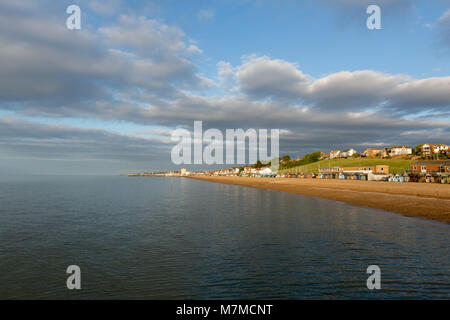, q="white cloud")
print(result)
[99,15,188,59]
[89,0,121,16]
[0,7,213,109]
[230,55,450,114]
[186,44,203,54]
[217,61,236,90]
[307,70,408,111]
[437,8,450,45]
[197,9,215,21]
[236,55,310,100]
[388,77,450,112]
[438,9,450,26]
[0,0,449,171]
